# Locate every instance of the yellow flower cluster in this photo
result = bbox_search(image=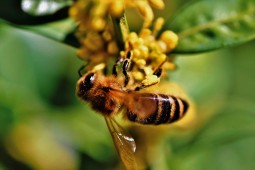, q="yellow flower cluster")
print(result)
[69,0,165,29]
[120,17,178,86]
[70,0,178,86]
[69,0,119,70]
